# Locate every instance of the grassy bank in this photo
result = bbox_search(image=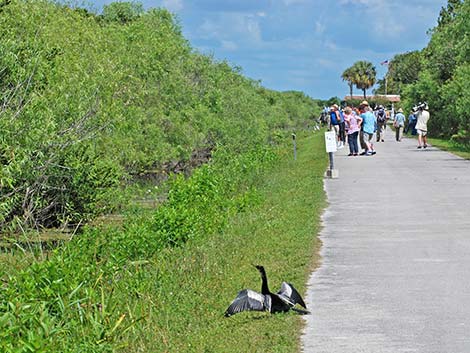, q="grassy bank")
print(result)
[401,132,470,160]
[119,130,327,352]
[1,131,327,352]
[427,137,470,159]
